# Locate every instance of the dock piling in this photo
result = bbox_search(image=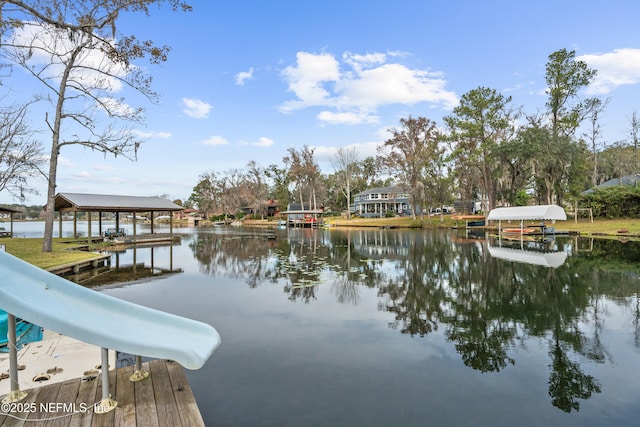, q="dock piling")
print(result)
[96,347,118,413]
